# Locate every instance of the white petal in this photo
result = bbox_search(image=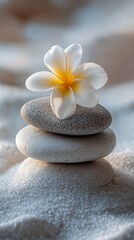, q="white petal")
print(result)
[64,43,82,74]
[50,86,76,119]
[71,80,99,108]
[44,45,66,79]
[73,63,108,89]
[26,71,63,92]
